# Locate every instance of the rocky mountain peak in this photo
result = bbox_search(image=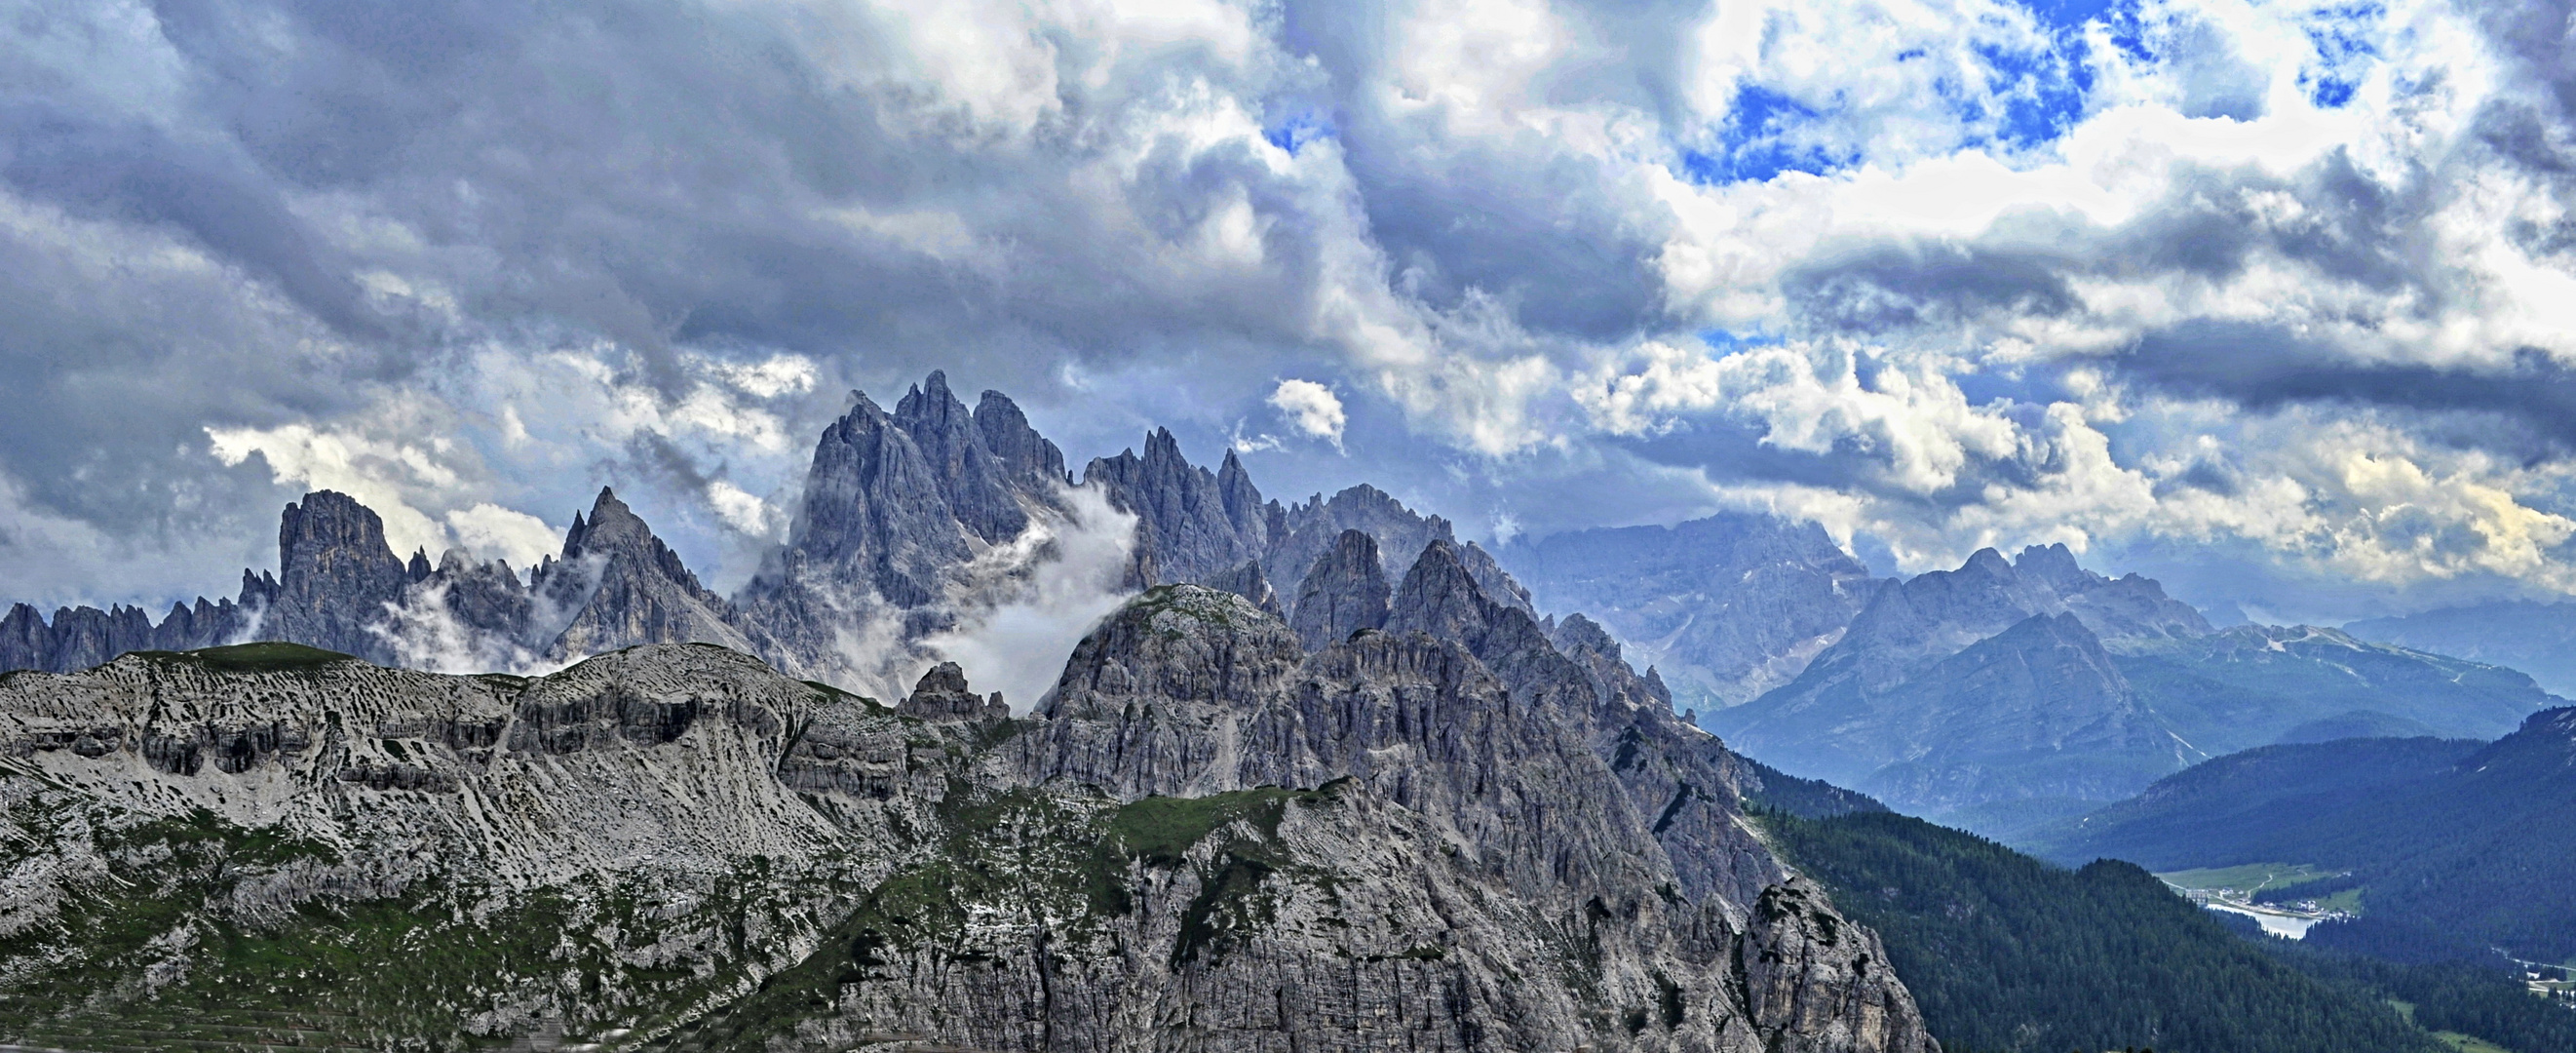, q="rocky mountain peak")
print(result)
[1386,539,1490,642]
[270,489,411,662]
[1042,585,1302,719]
[2013,542,2089,593]
[565,488,643,554]
[970,388,1066,486]
[1267,485,1531,618]
[1082,429,1269,586]
[542,488,751,662]
[761,389,974,609]
[1288,528,1390,650]
[1551,611,1622,660]
[897,660,1008,722]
